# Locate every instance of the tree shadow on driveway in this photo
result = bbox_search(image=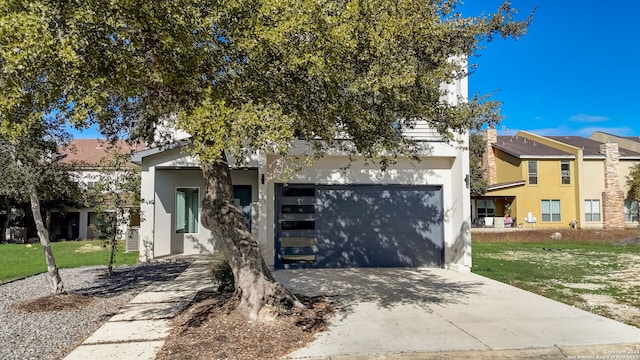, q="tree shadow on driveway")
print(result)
[275,268,485,316]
